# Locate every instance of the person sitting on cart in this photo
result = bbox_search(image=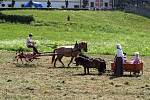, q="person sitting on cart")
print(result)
[26,33,40,55]
[130,52,141,64]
